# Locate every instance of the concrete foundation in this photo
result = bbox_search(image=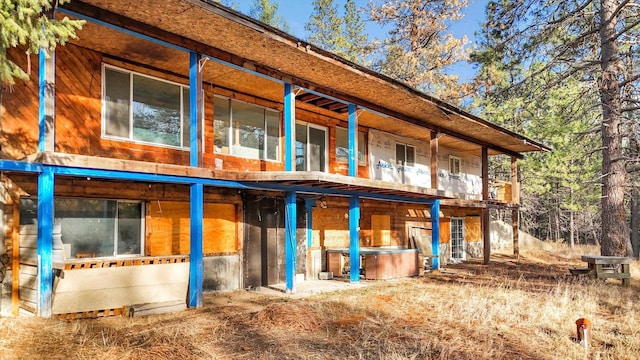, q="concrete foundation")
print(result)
[203,255,240,291]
